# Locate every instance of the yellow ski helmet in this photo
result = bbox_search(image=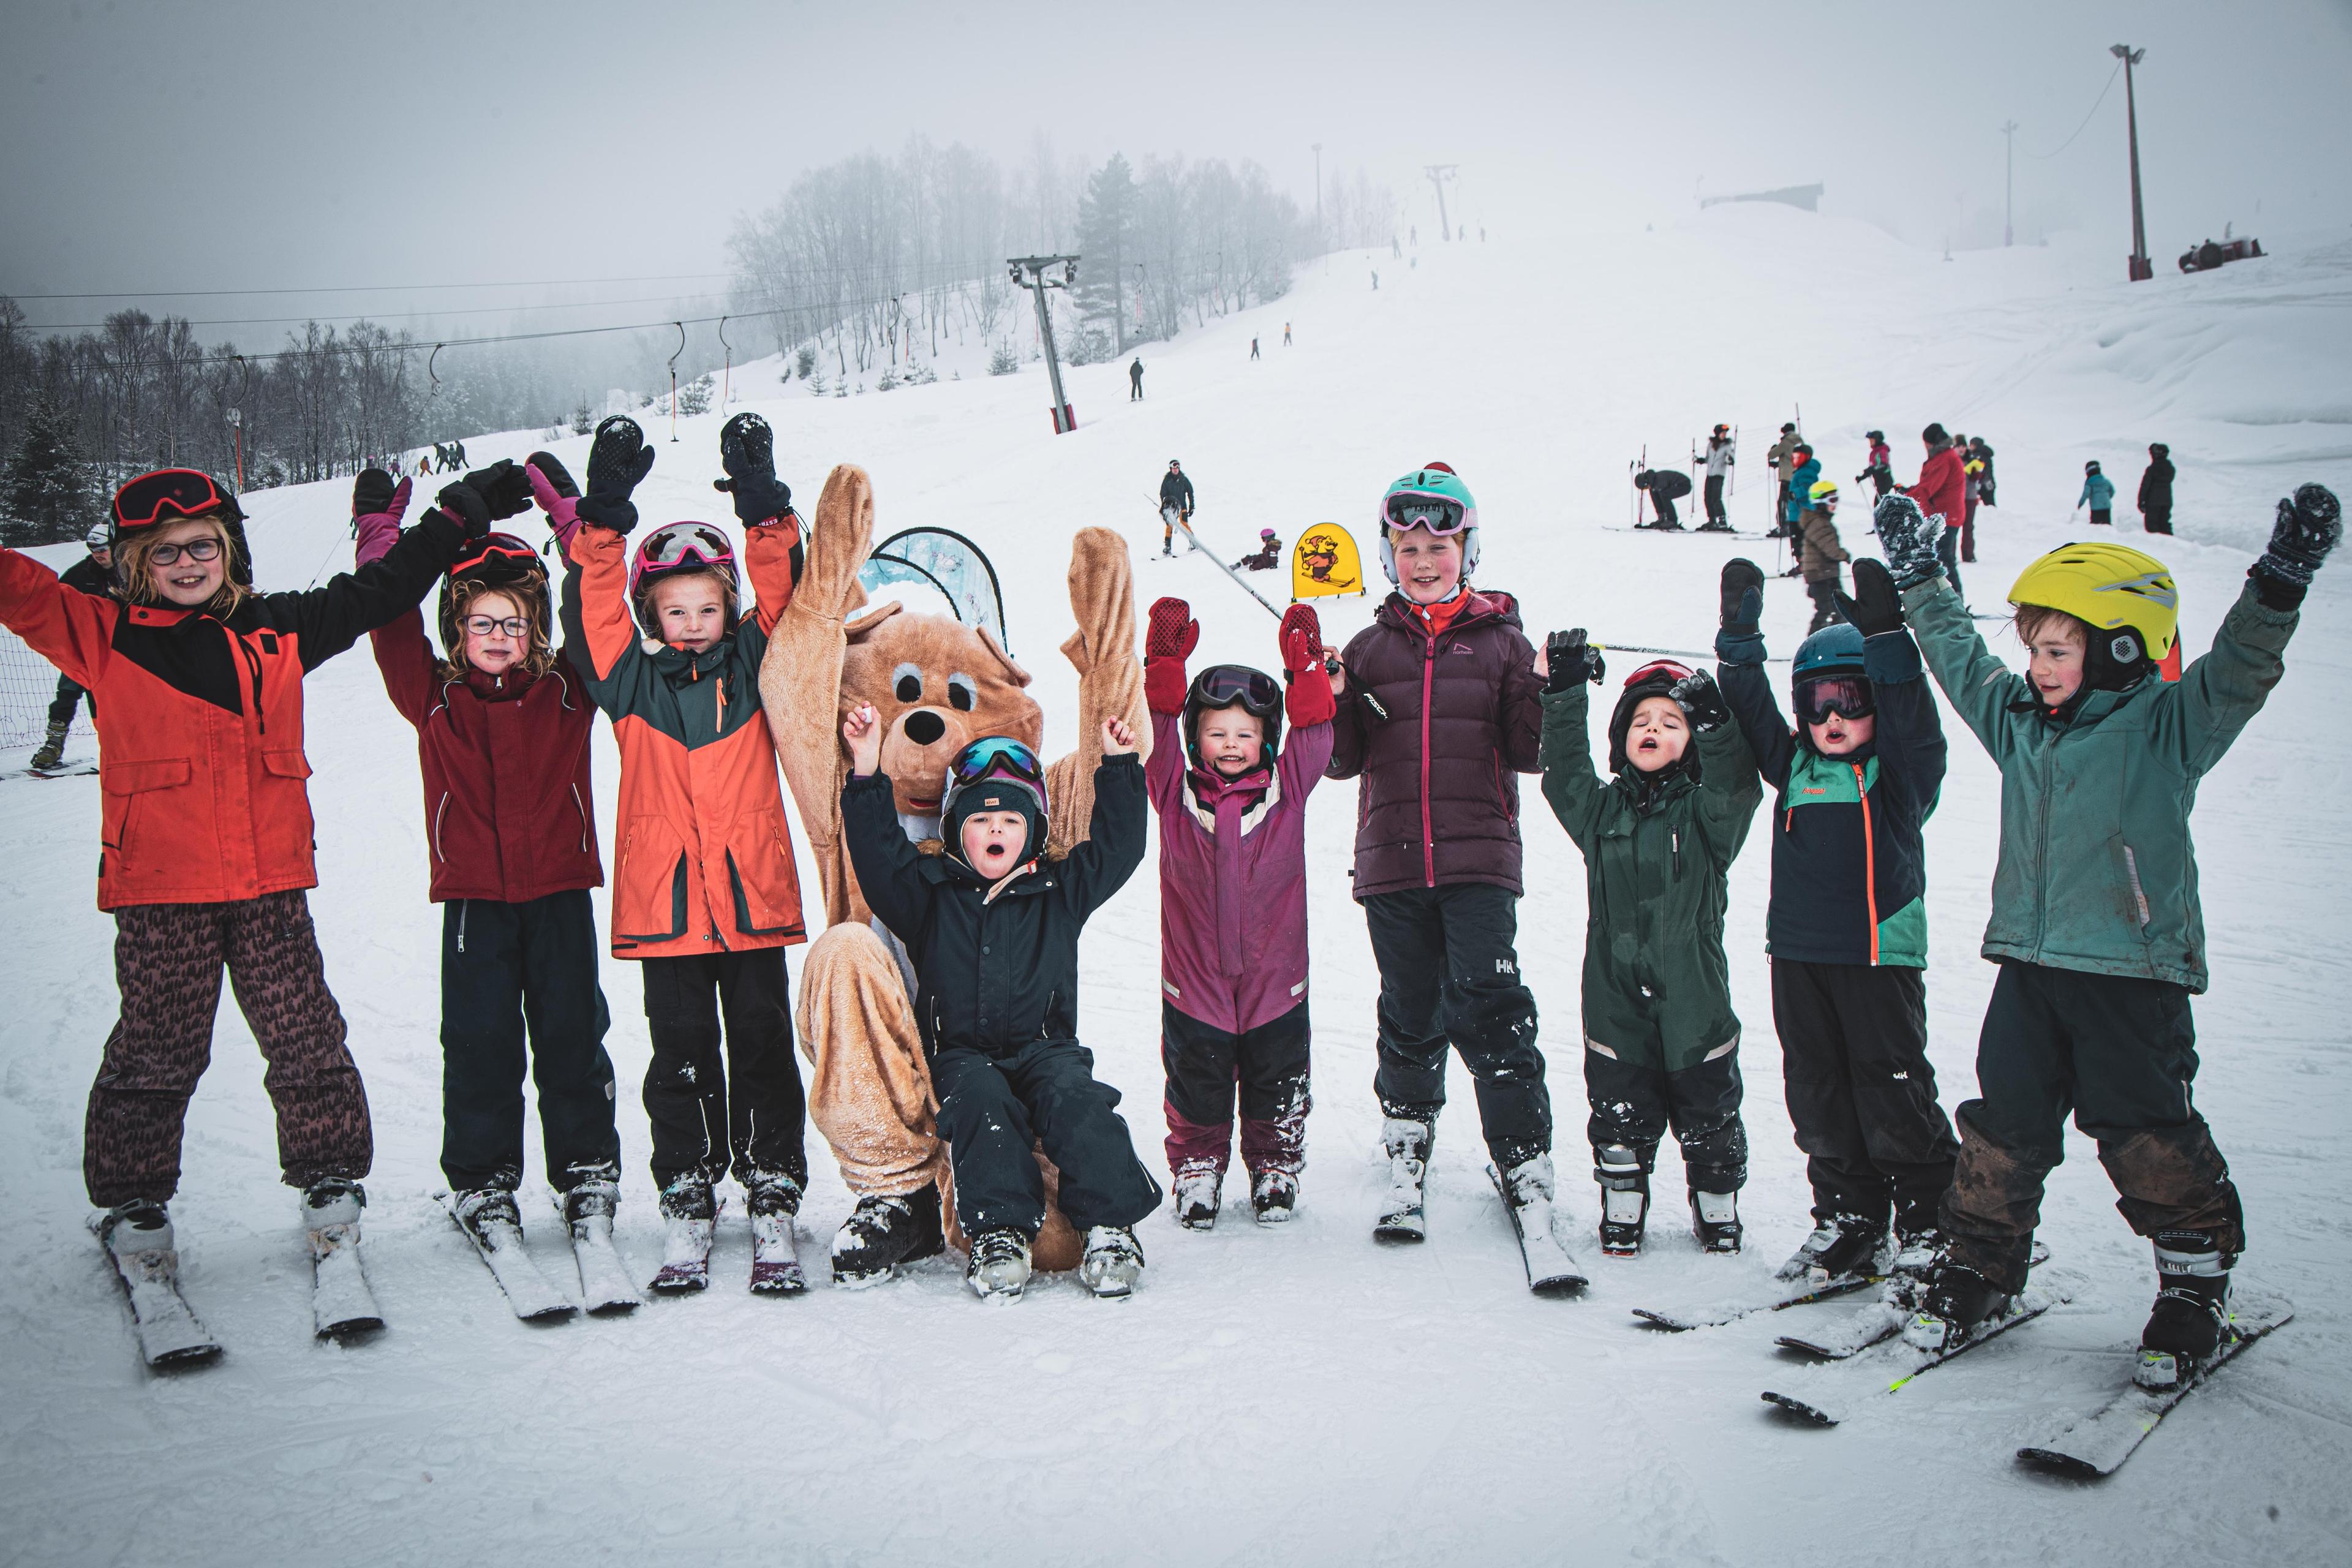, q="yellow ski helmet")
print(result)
[2008,540,2179,671]
[1807,477,1840,505]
